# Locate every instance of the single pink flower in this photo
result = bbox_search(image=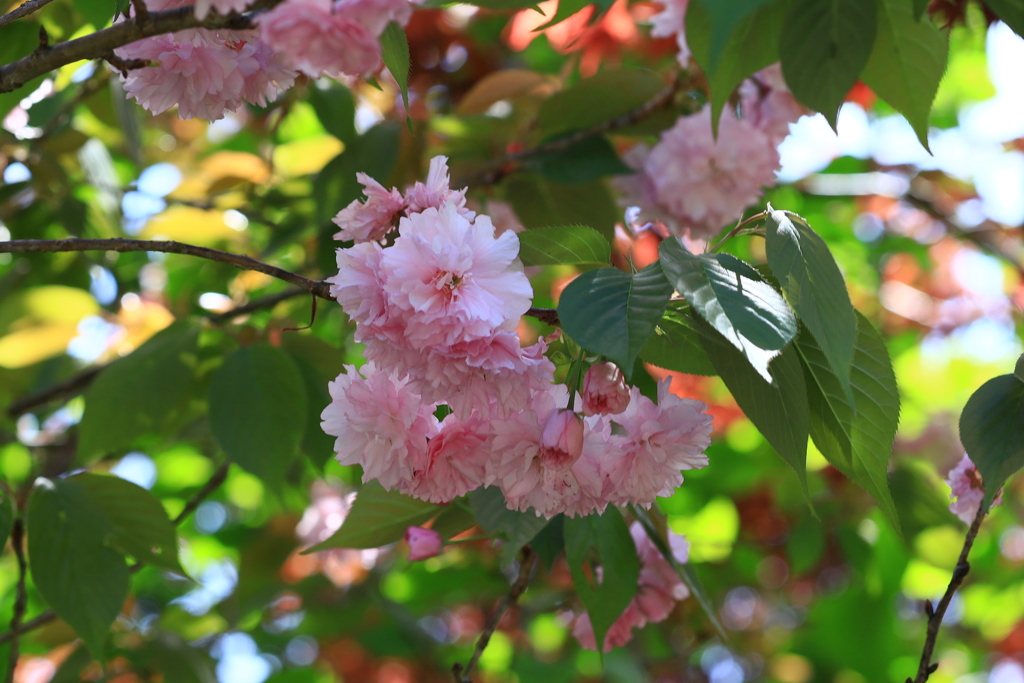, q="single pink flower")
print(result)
[581,362,630,416]
[337,0,414,40]
[380,202,533,348]
[403,156,474,219]
[648,0,689,67]
[404,526,442,561]
[257,0,382,78]
[236,39,298,108]
[333,174,407,243]
[321,363,438,492]
[601,379,713,507]
[405,414,491,504]
[739,64,809,146]
[946,454,1002,524]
